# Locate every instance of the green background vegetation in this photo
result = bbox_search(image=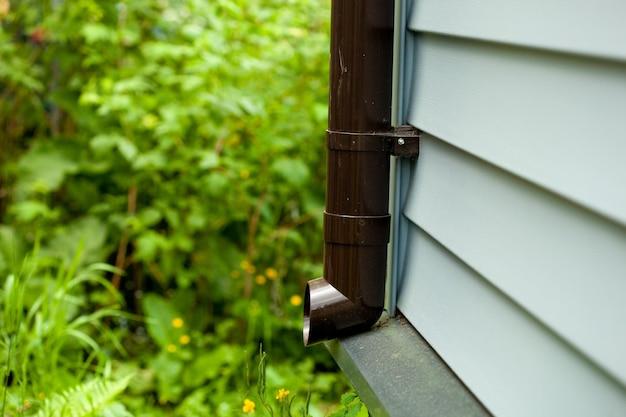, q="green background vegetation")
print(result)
[0,0,367,415]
